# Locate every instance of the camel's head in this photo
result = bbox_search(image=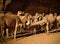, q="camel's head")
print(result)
[35,13,40,16]
[17,11,24,16]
